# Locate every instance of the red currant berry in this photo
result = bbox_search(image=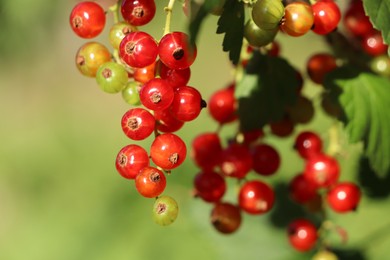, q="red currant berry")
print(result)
[154,109,184,133]
[194,170,226,203]
[306,53,338,85]
[139,78,174,111]
[153,195,179,226]
[76,42,112,77]
[304,154,340,188]
[159,61,191,88]
[287,219,318,252]
[280,2,314,37]
[312,1,341,35]
[294,131,323,159]
[361,32,388,56]
[238,180,275,215]
[158,32,197,70]
[119,31,158,68]
[209,84,237,124]
[121,0,156,26]
[121,108,155,140]
[115,144,150,179]
[343,1,374,37]
[70,1,106,39]
[326,182,361,213]
[251,144,280,176]
[170,86,203,122]
[135,166,166,198]
[219,144,253,179]
[191,132,223,170]
[289,173,318,204]
[269,116,295,137]
[240,129,264,145]
[150,133,187,170]
[133,62,157,84]
[211,202,242,234]
[109,21,135,50]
